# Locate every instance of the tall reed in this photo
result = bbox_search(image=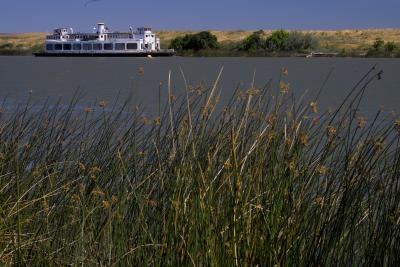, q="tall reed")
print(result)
[0,67,399,266]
